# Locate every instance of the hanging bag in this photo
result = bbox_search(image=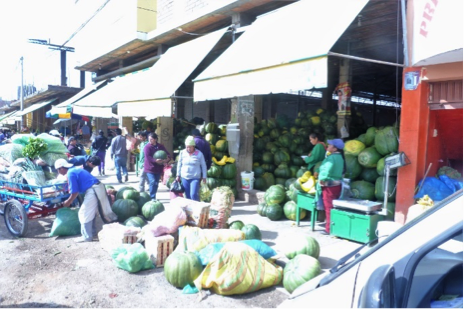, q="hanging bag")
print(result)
[170,179,185,193]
